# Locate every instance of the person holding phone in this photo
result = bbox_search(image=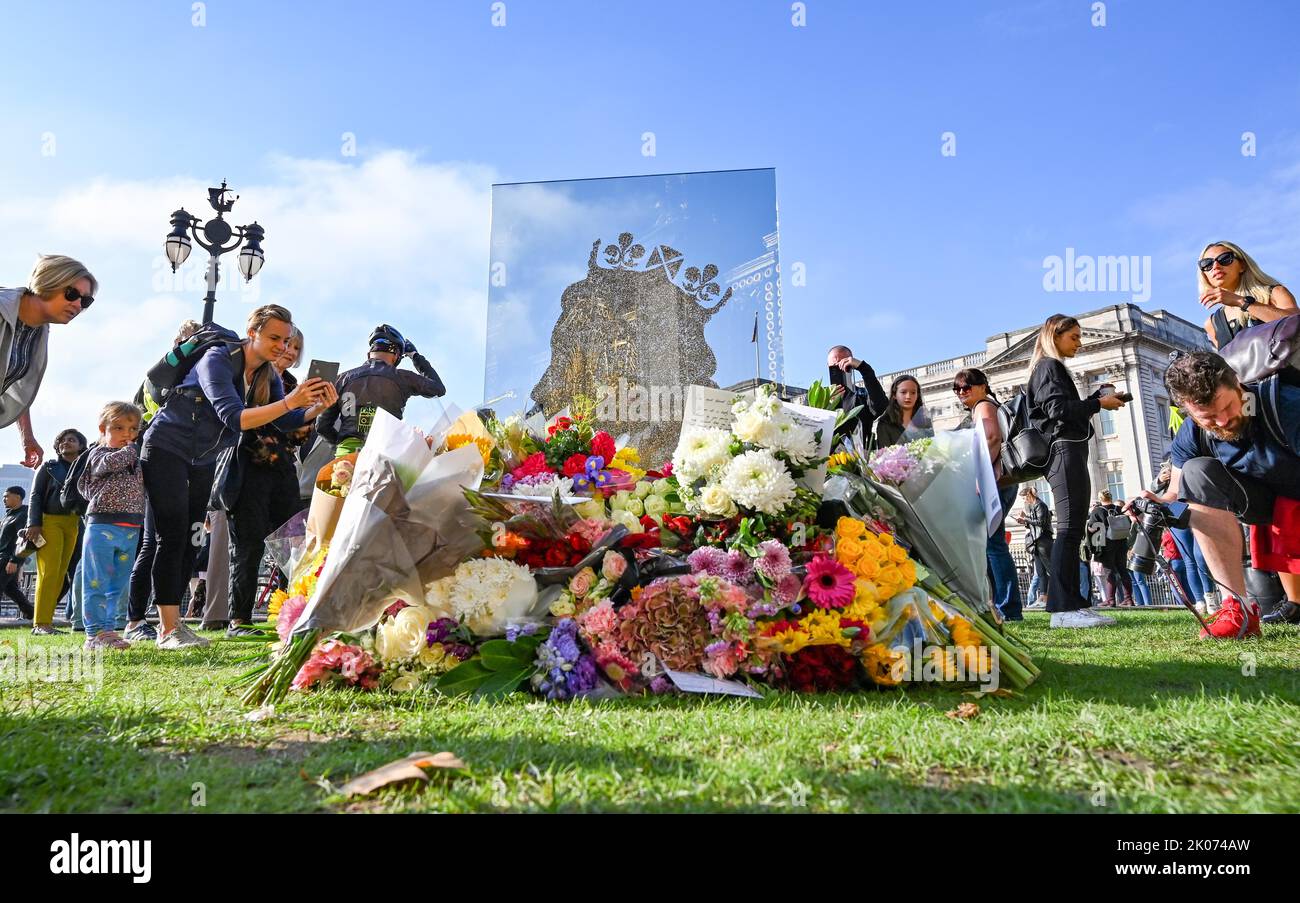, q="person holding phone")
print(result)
[223,325,325,637]
[825,345,889,444]
[1026,314,1127,629]
[135,305,336,649]
[315,324,445,455]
